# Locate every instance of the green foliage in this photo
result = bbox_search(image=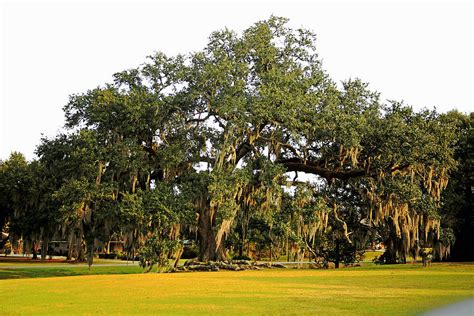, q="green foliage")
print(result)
[0,16,467,265]
[138,235,180,271]
[439,112,474,261]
